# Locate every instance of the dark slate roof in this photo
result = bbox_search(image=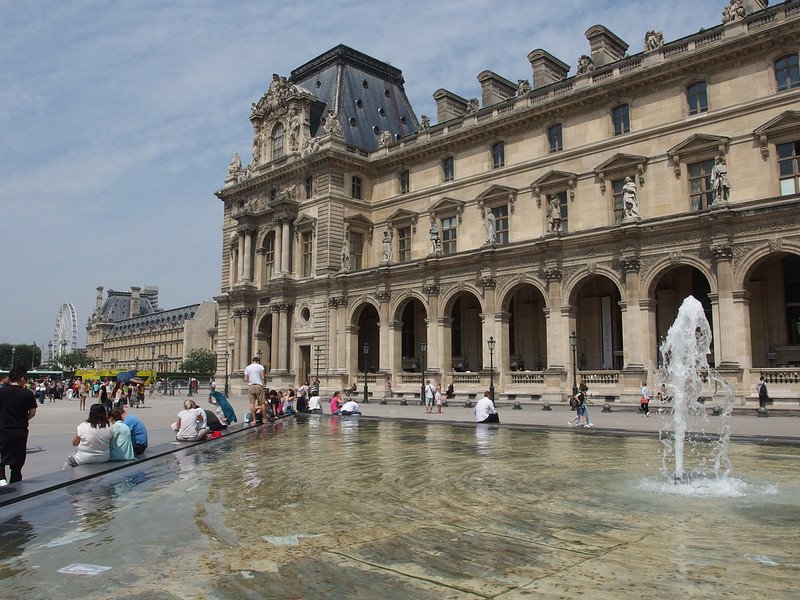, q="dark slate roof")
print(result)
[290,45,419,152]
[109,304,200,336]
[100,291,156,323]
